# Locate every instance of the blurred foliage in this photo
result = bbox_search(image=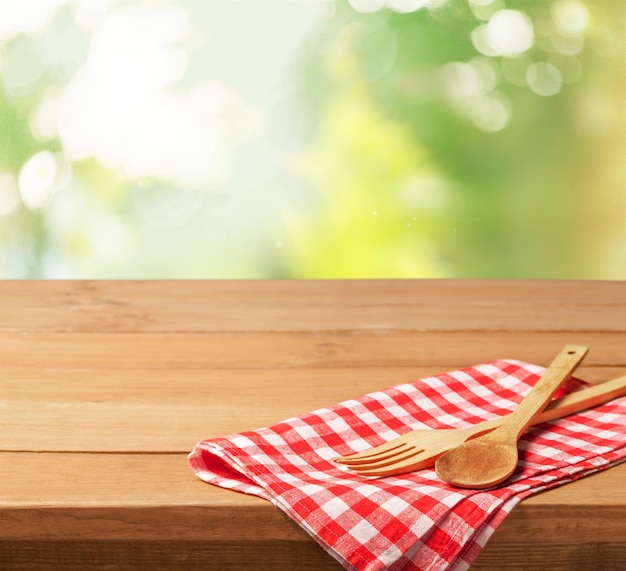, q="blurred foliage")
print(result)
[287,0,626,278]
[0,0,625,278]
